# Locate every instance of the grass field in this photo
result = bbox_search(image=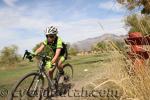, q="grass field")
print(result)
[0,53,107,87]
[0,53,112,99]
[1,51,150,100]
